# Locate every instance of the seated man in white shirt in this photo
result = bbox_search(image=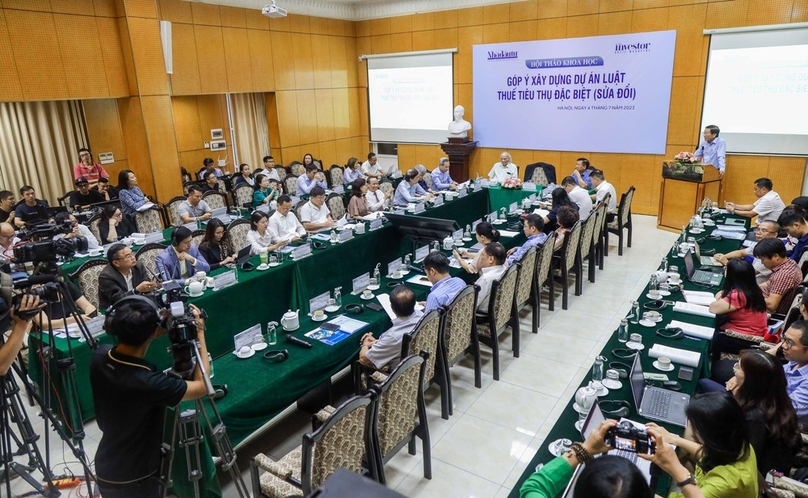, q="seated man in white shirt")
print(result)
[361,152,382,179]
[589,170,617,217]
[475,243,507,312]
[263,155,281,181]
[0,222,20,260]
[725,177,786,224]
[269,195,306,243]
[364,178,390,212]
[53,212,100,251]
[296,164,327,196]
[714,220,780,285]
[178,185,212,224]
[488,152,518,183]
[561,176,593,220]
[359,285,423,370]
[299,186,336,232]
